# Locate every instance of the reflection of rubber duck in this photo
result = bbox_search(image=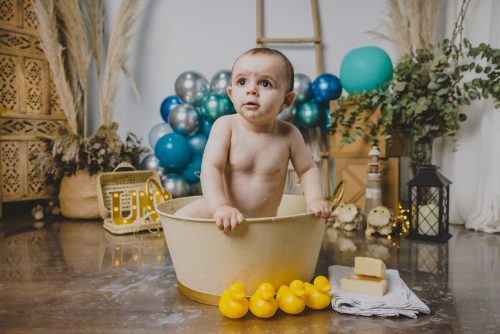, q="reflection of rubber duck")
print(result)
[276,280,306,315]
[218,282,249,319]
[305,276,332,310]
[249,282,278,318]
